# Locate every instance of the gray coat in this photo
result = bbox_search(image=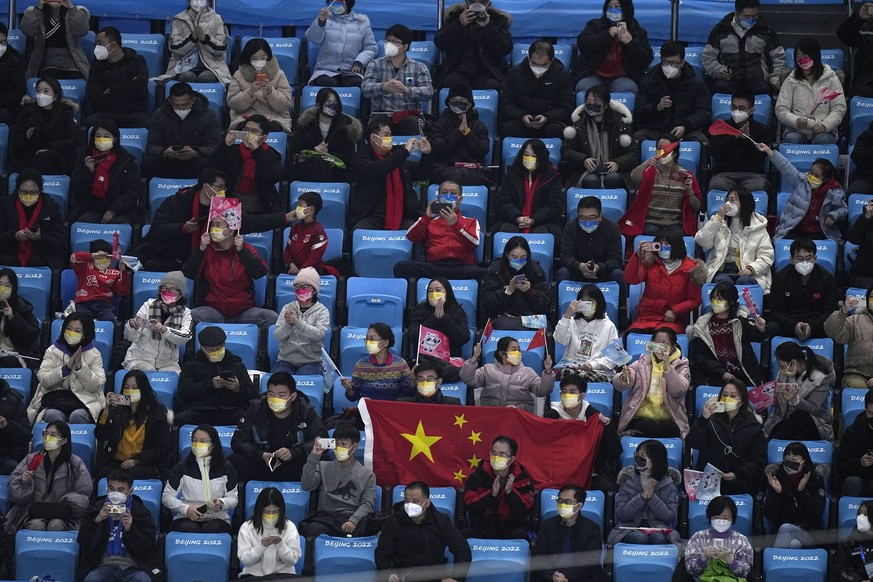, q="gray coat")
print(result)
[460,360,555,413]
[763,355,835,441]
[607,465,682,544]
[306,11,377,82]
[773,150,847,241]
[163,7,231,85]
[20,4,91,80]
